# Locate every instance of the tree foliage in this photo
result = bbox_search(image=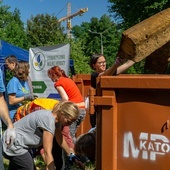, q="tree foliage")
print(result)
[69,39,92,74]
[107,0,170,74]
[72,14,123,68]
[26,14,66,47]
[71,13,152,74]
[108,0,170,29]
[0,1,27,48]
